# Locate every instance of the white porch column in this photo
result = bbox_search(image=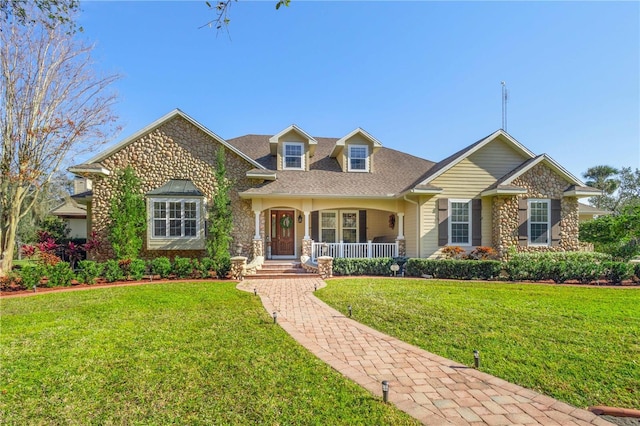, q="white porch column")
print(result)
[397,212,405,240]
[303,211,310,239]
[253,210,261,240]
